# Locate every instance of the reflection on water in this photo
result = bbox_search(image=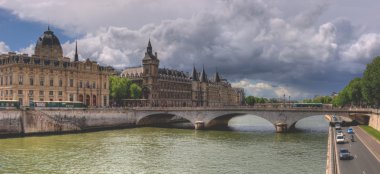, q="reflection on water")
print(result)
[229,114,329,133]
[0,115,329,174]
